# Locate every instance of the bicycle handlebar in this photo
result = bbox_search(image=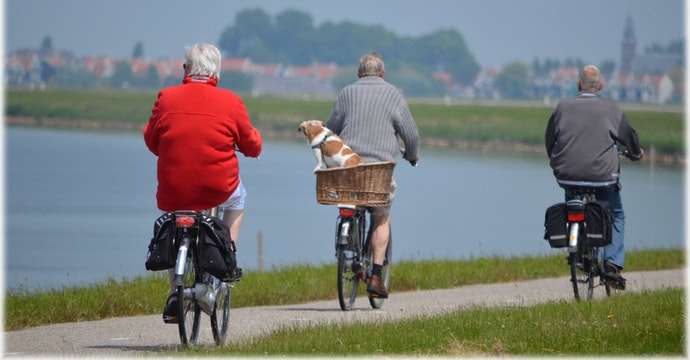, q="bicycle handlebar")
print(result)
[399,148,418,167]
